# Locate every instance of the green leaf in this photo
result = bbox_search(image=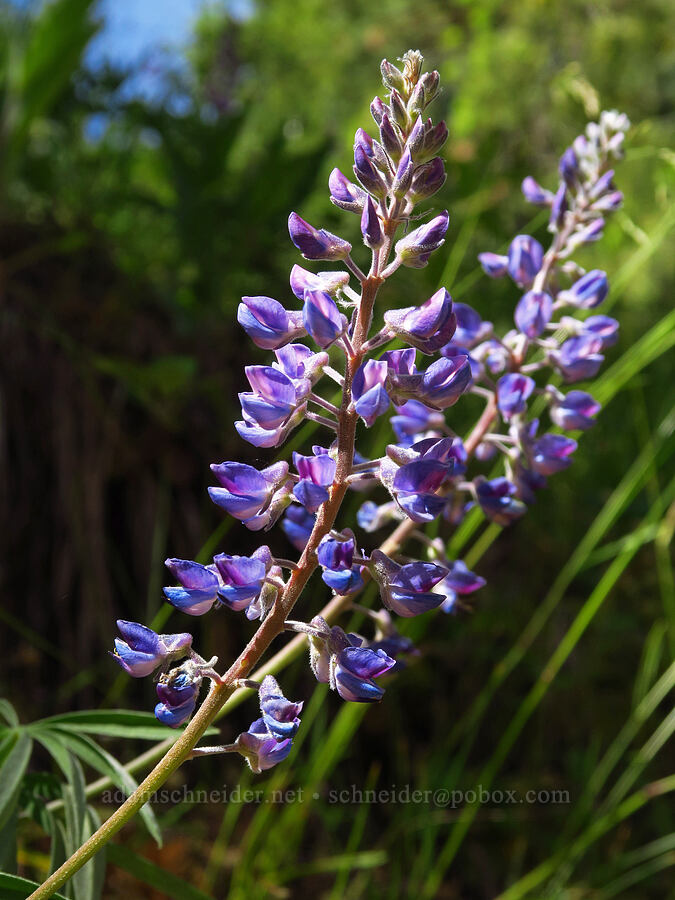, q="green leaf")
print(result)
[107,844,214,900]
[32,710,190,741]
[0,702,18,729]
[0,732,32,831]
[0,872,69,899]
[51,730,162,847]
